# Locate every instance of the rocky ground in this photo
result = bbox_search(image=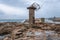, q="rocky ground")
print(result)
[0,22,60,40]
